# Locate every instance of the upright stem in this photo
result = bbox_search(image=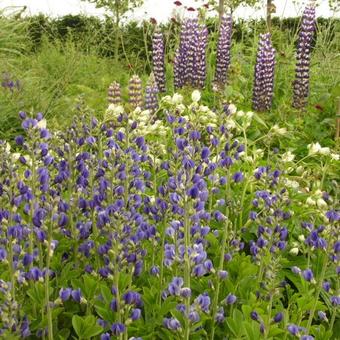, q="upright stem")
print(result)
[45,220,53,340]
[210,176,231,340]
[306,254,328,333]
[8,237,15,300]
[158,219,166,305]
[218,0,224,24]
[114,239,122,340]
[114,0,120,63]
[183,198,191,340]
[264,292,274,339]
[329,277,339,331]
[267,0,273,32]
